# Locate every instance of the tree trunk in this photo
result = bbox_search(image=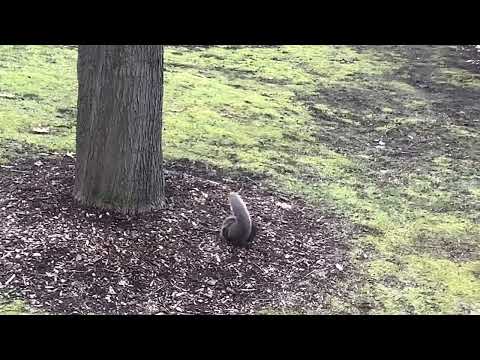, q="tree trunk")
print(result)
[74,45,165,214]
